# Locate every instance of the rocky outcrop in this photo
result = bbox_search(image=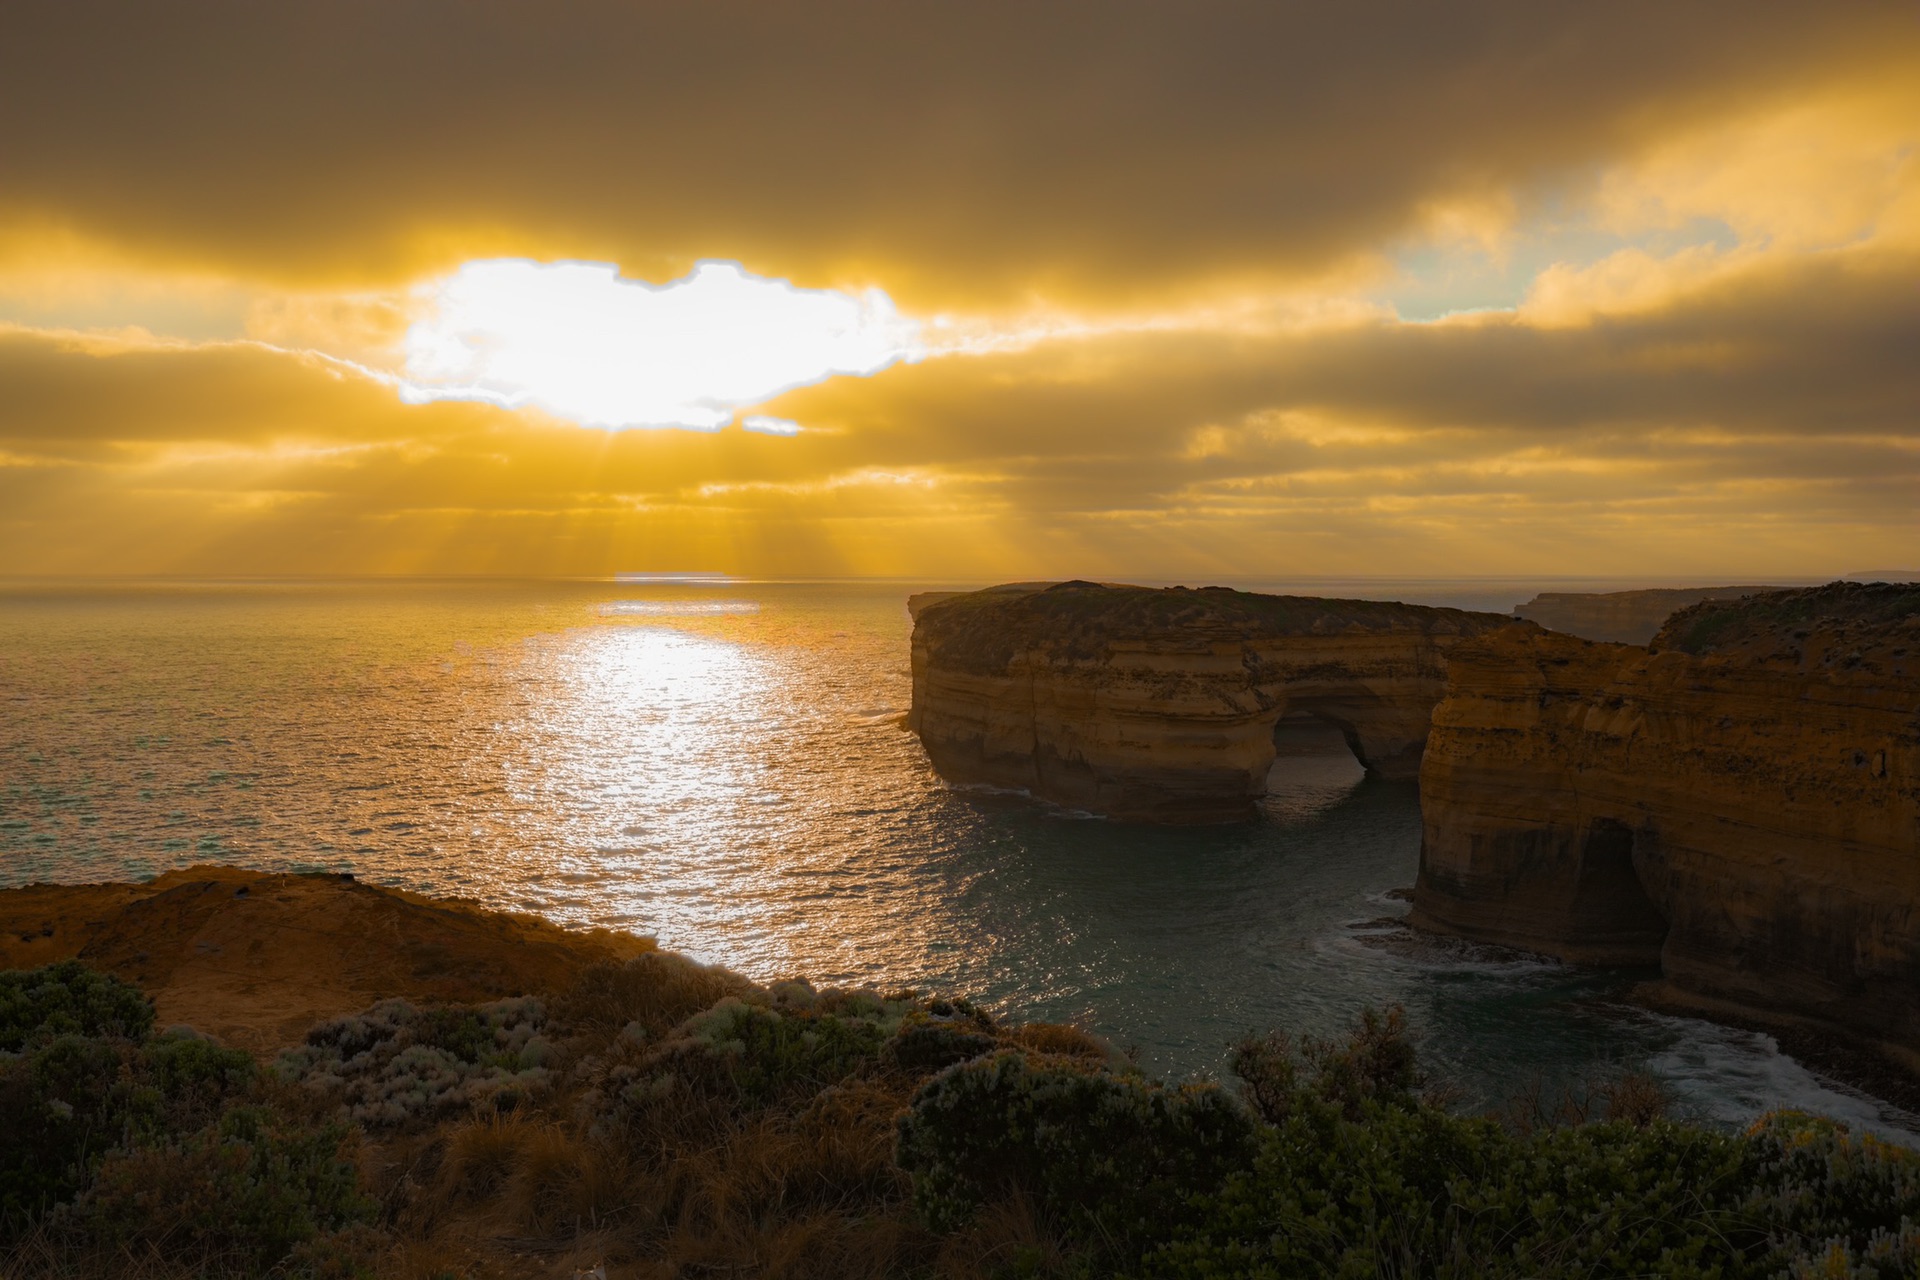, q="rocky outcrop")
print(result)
[1513,586,1782,644]
[909,581,1517,821]
[1413,583,1920,1050]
